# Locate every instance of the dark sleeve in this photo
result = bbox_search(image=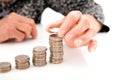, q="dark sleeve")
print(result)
[45,0,110,32]
[81,0,110,32]
[8,0,46,24]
